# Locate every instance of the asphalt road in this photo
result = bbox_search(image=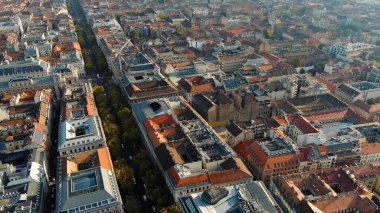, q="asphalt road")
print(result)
[45,99,61,213]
